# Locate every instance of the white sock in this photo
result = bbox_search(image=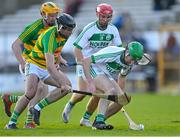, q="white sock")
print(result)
[34,104,41,111]
[8,121,15,125]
